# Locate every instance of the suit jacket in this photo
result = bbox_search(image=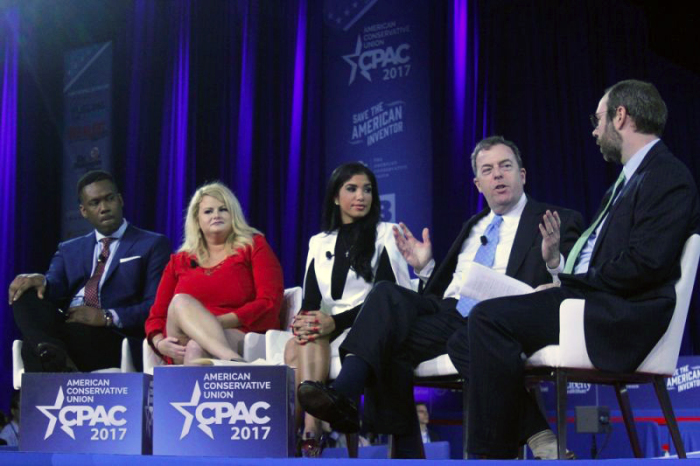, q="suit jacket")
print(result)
[44,223,171,331]
[561,141,700,372]
[423,196,584,297]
